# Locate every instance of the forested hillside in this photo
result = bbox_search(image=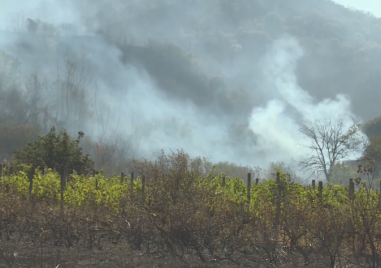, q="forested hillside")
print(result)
[1,0,381,176]
[86,0,381,120]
